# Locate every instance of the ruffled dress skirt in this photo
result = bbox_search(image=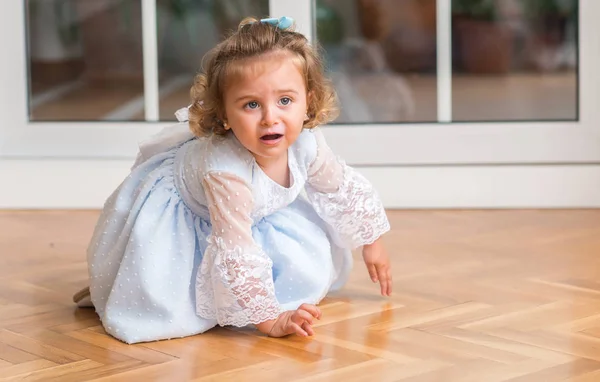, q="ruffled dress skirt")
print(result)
[87,143,352,344]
